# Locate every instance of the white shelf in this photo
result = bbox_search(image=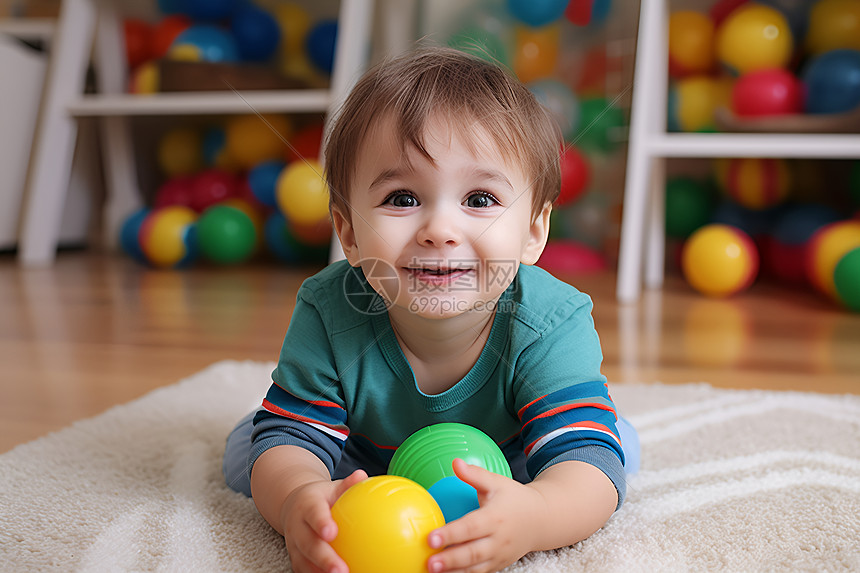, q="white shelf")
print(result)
[67,89,332,116]
[650,133,860,159]
[0,18,56,40]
